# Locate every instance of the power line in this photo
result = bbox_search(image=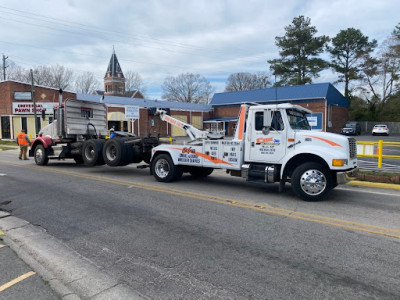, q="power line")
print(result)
[0,5,269,62]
